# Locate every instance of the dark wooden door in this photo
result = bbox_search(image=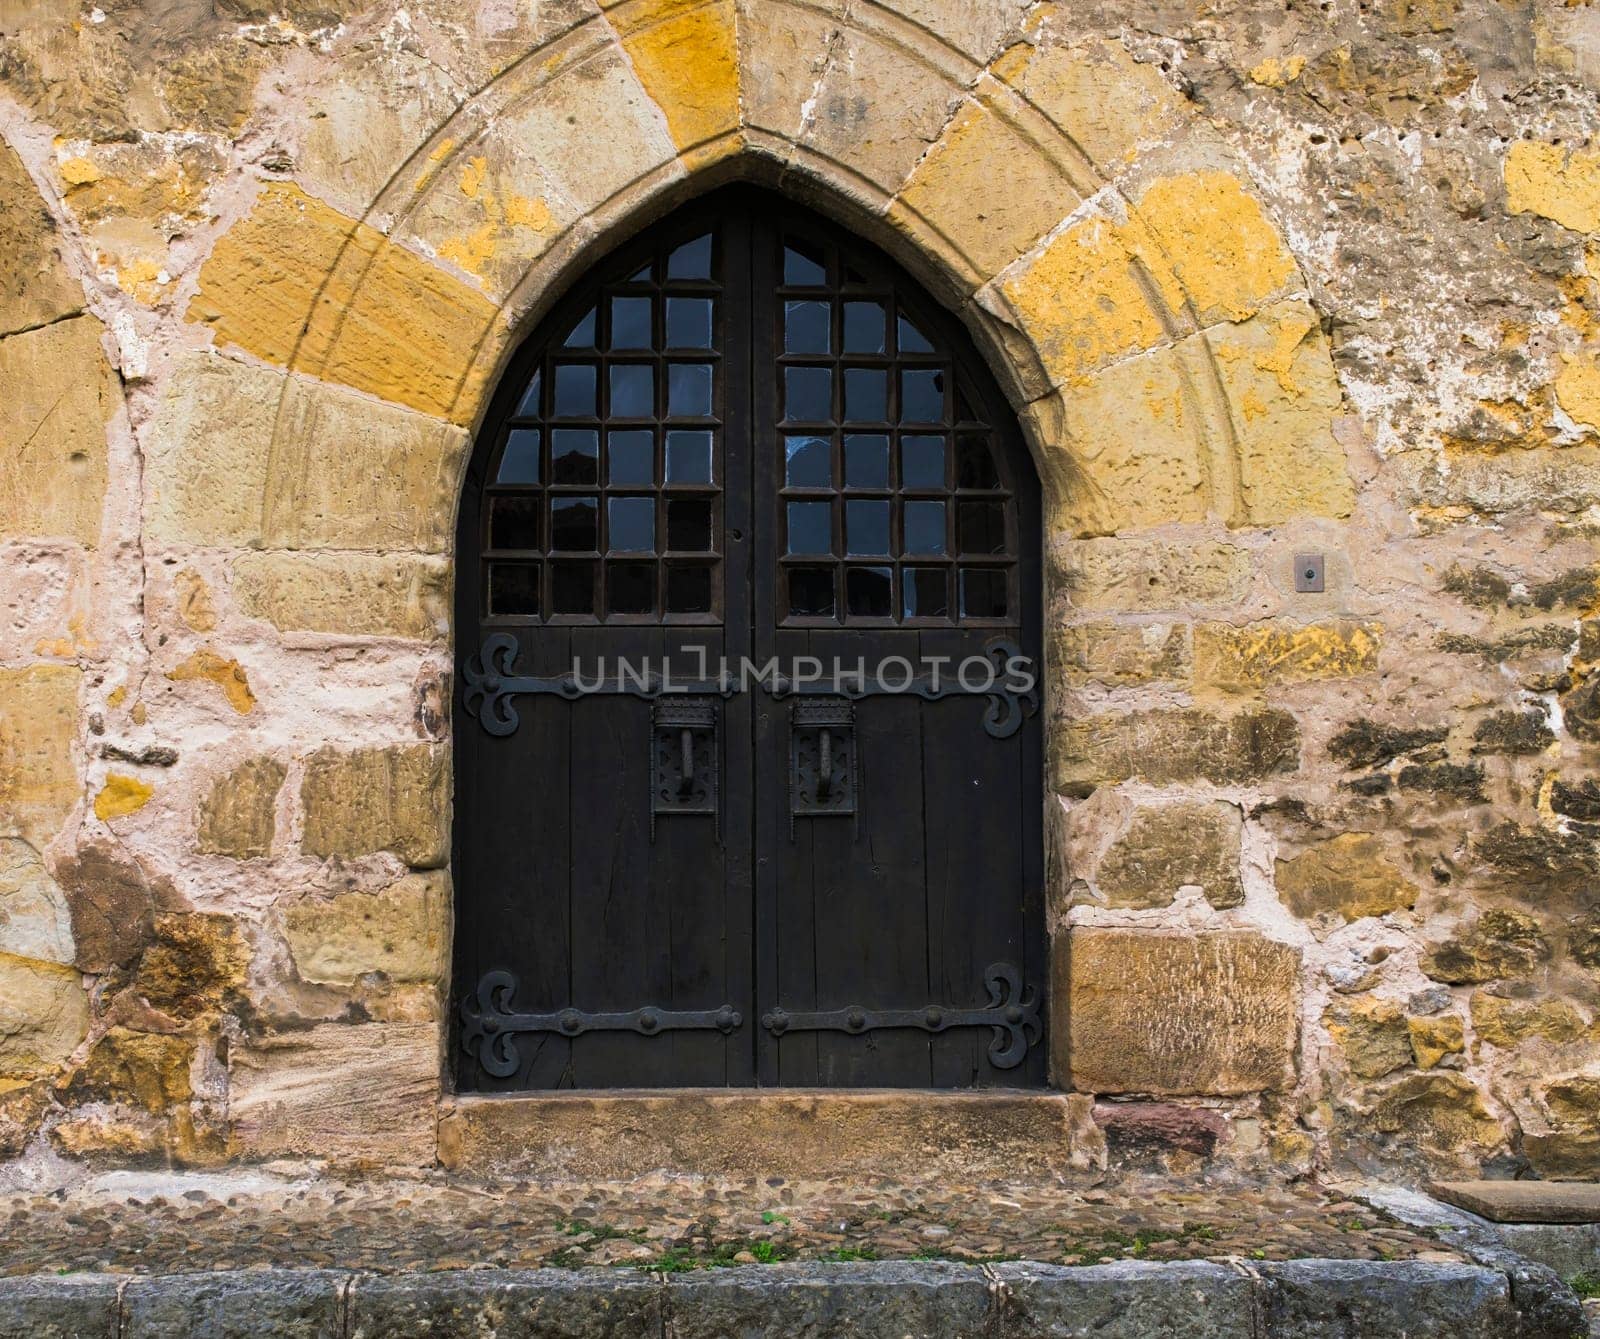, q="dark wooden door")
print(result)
[453,188,1044,1091]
